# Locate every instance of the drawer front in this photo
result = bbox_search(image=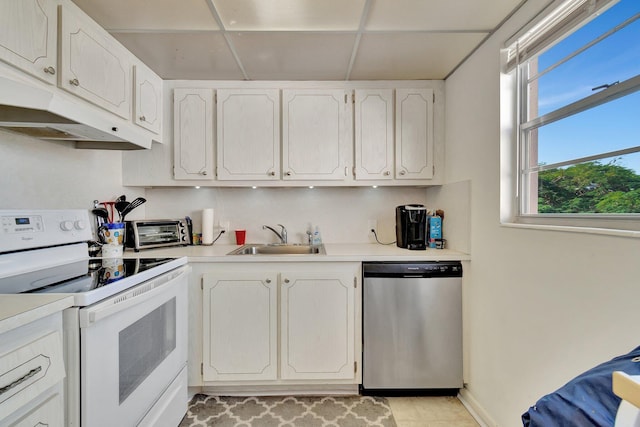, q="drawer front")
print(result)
[0,331,65,418]
[5,391,63,427]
